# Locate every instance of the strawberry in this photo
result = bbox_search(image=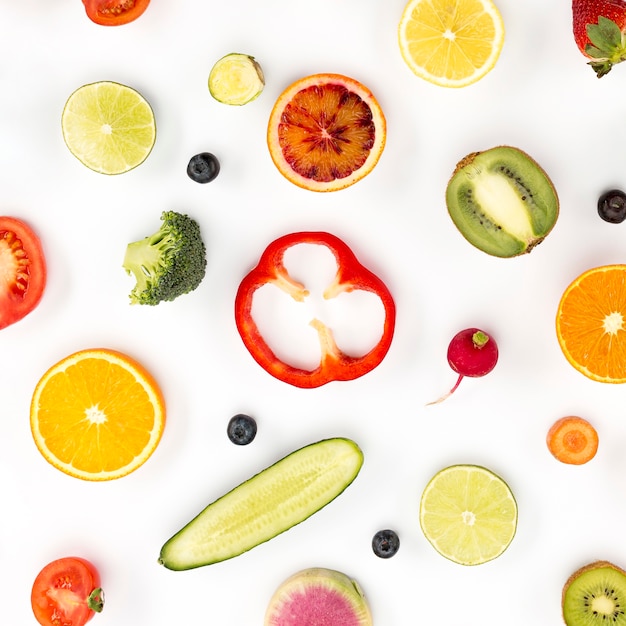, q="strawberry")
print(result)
[572,0,626,77]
